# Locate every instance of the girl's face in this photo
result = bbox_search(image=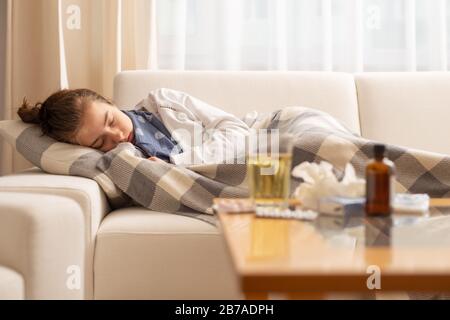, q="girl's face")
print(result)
[74,101,134,152]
